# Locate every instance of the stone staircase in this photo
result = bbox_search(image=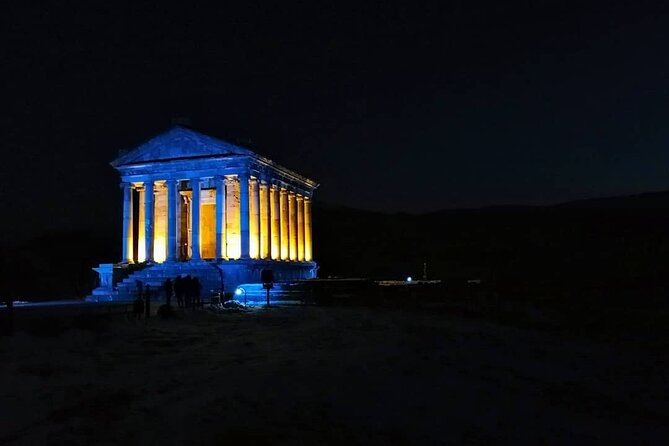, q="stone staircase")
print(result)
[113,261,224,301]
